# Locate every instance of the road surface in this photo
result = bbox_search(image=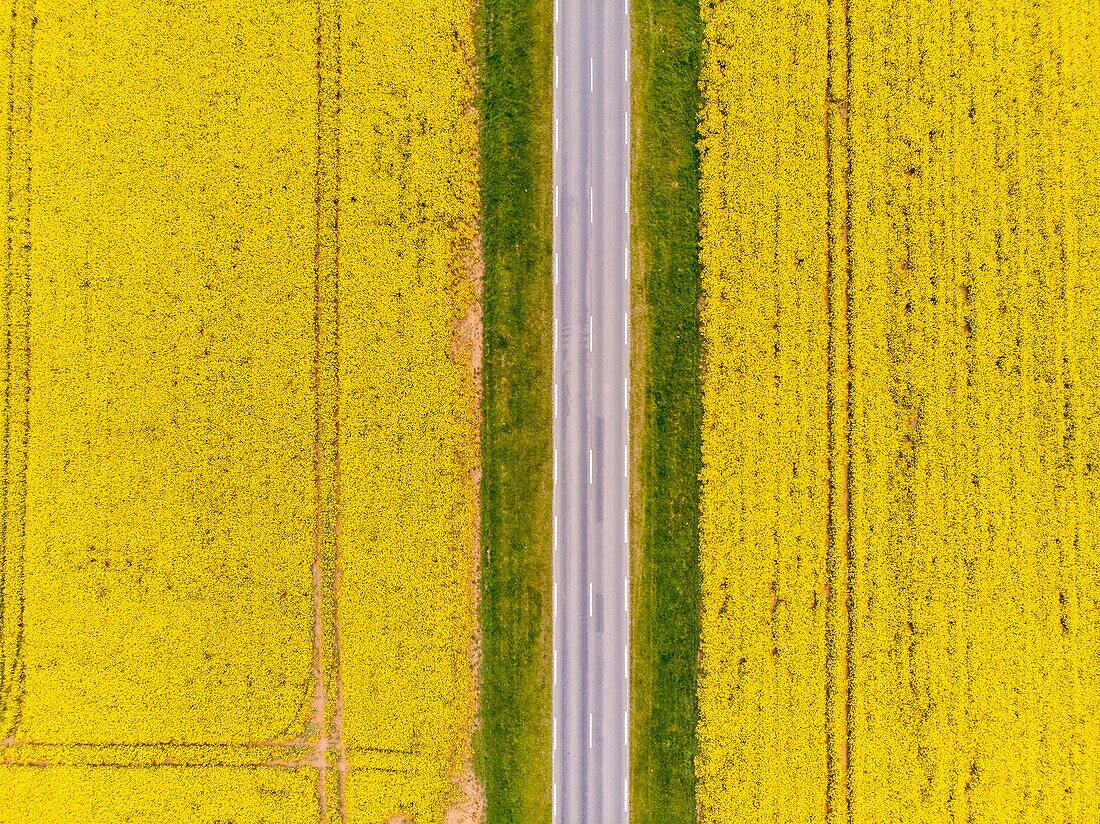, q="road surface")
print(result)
[552,0,631,821]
